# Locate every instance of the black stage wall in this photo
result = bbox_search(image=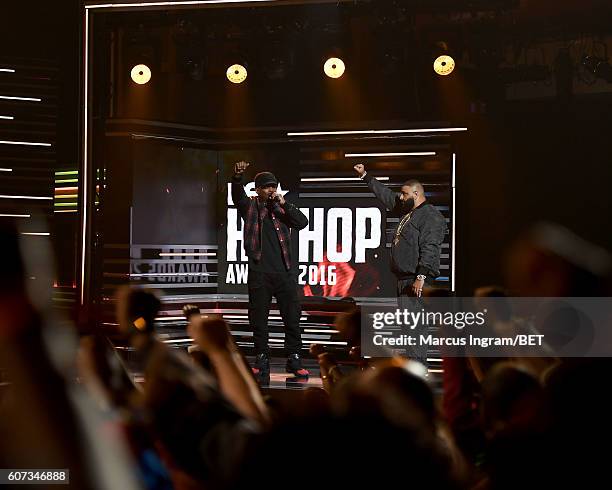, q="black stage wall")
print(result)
[2,1,612,316]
